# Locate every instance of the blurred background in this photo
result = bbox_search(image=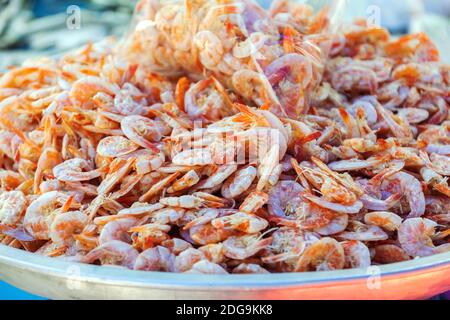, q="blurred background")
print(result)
[0,0,449,300]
